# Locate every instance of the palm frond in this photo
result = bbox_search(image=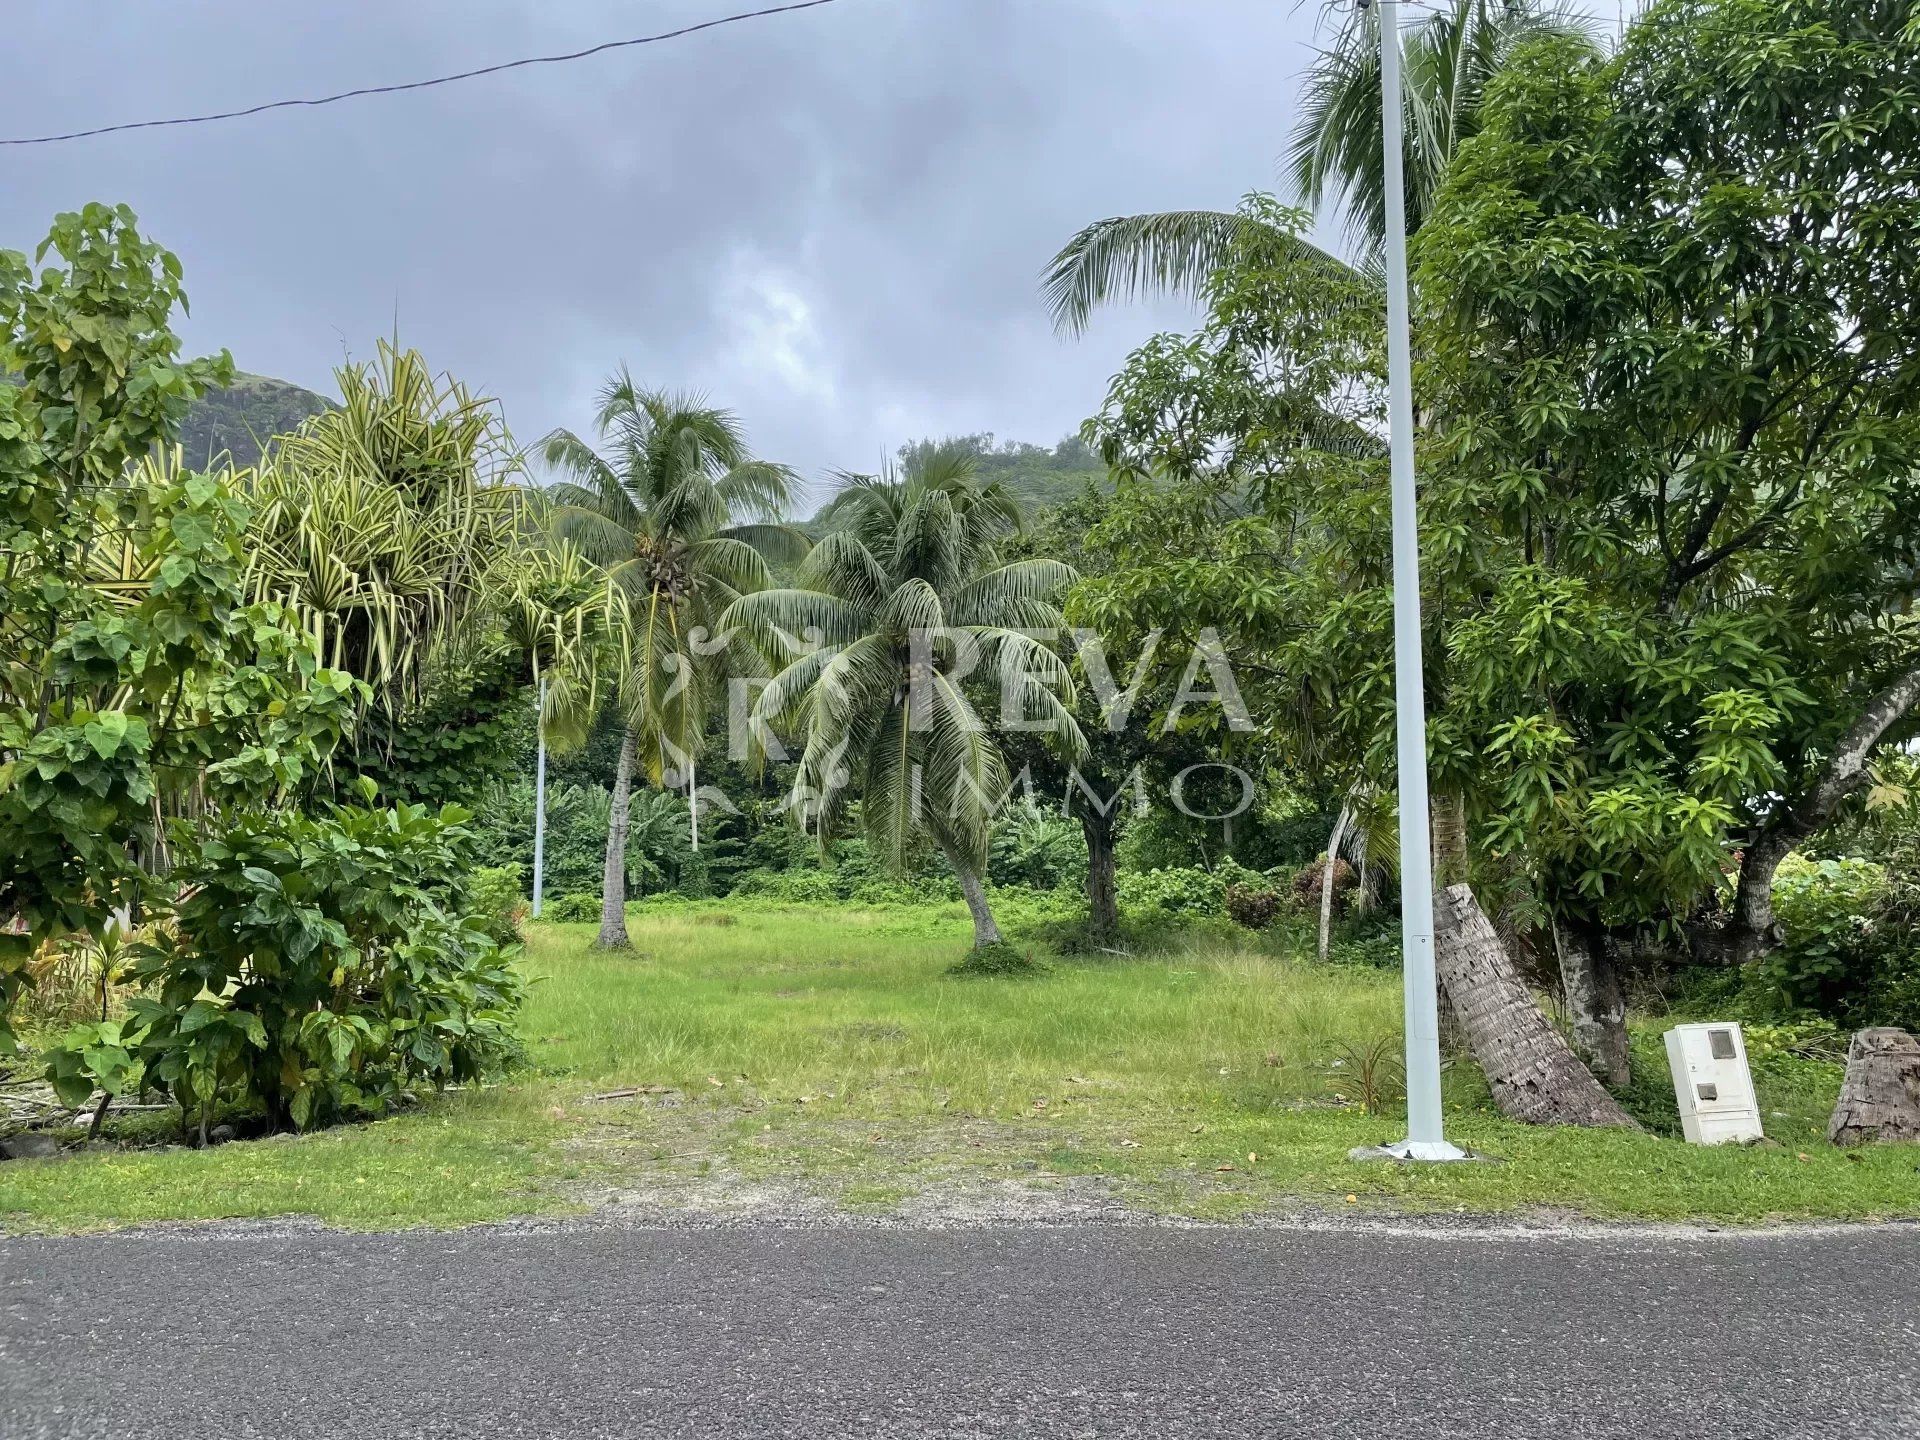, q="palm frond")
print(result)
[722,588,872,665]
[1043,210,1254,336]
[947,559,1077,626]
[546,500,641,567]
[715,460,801,520]
[683,536,775,598]
[796,531,892,610]
[1289,0,1605,255]
[717,521,812,566]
